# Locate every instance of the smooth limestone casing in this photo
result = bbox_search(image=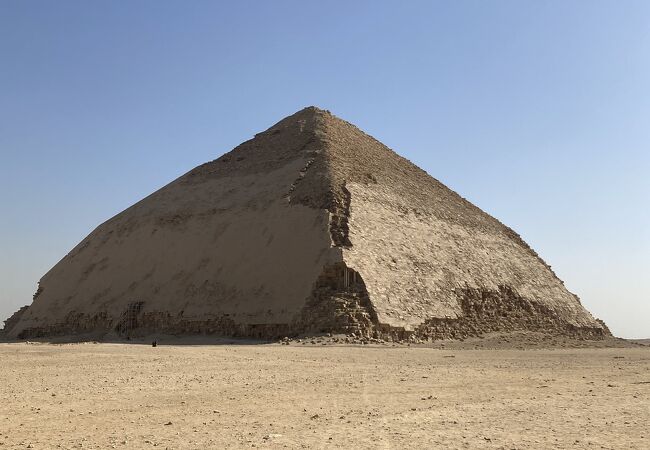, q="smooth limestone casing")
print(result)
[342,183,598,331]
[11,156,339,337]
